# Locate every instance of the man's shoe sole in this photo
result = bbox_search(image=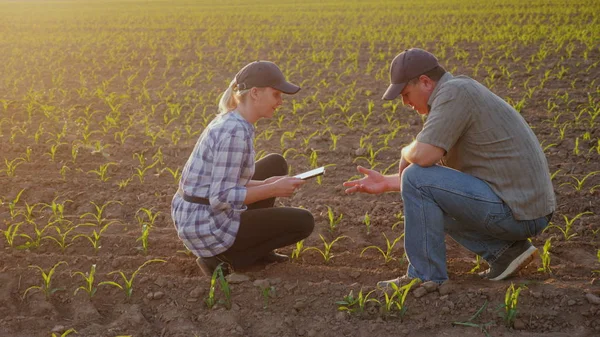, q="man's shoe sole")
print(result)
[489,246,538,281]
